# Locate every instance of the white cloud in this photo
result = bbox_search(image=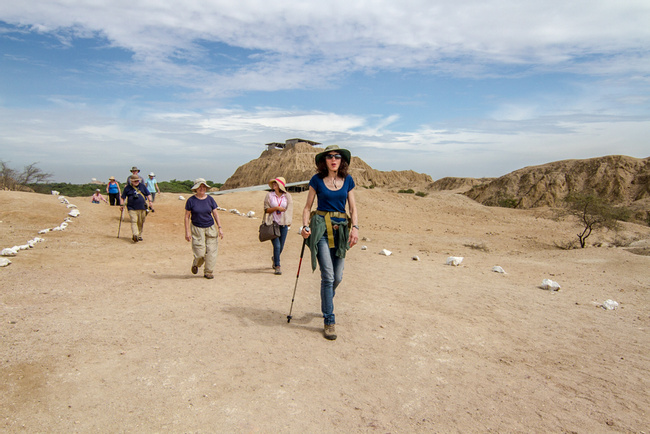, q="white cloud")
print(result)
[2,0,649,94]
[1,101,648,183]
[1,1,649,183]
